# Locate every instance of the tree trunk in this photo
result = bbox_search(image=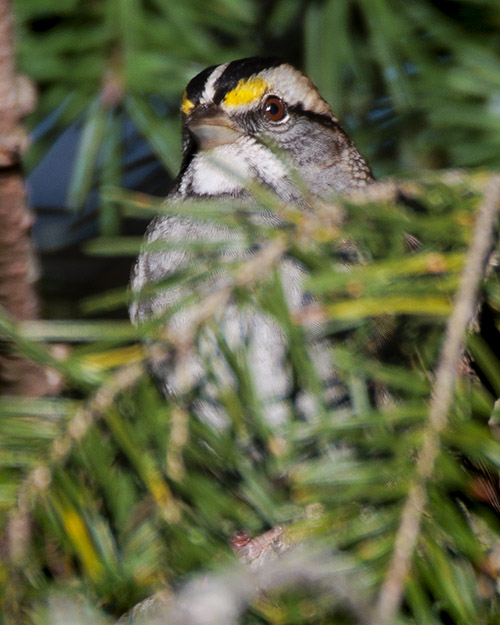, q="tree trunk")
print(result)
[0,0,49,396]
